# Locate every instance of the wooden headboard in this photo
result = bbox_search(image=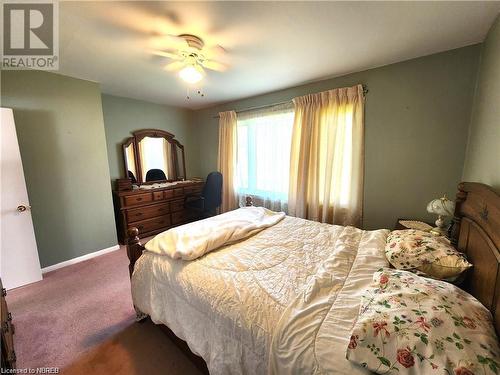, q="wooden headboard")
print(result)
[450,182,500,334]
